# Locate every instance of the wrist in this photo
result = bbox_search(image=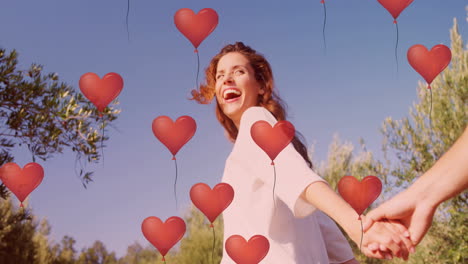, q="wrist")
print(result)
[302,182,363,243]
[409,173,443,210]
[343,218,364,245]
